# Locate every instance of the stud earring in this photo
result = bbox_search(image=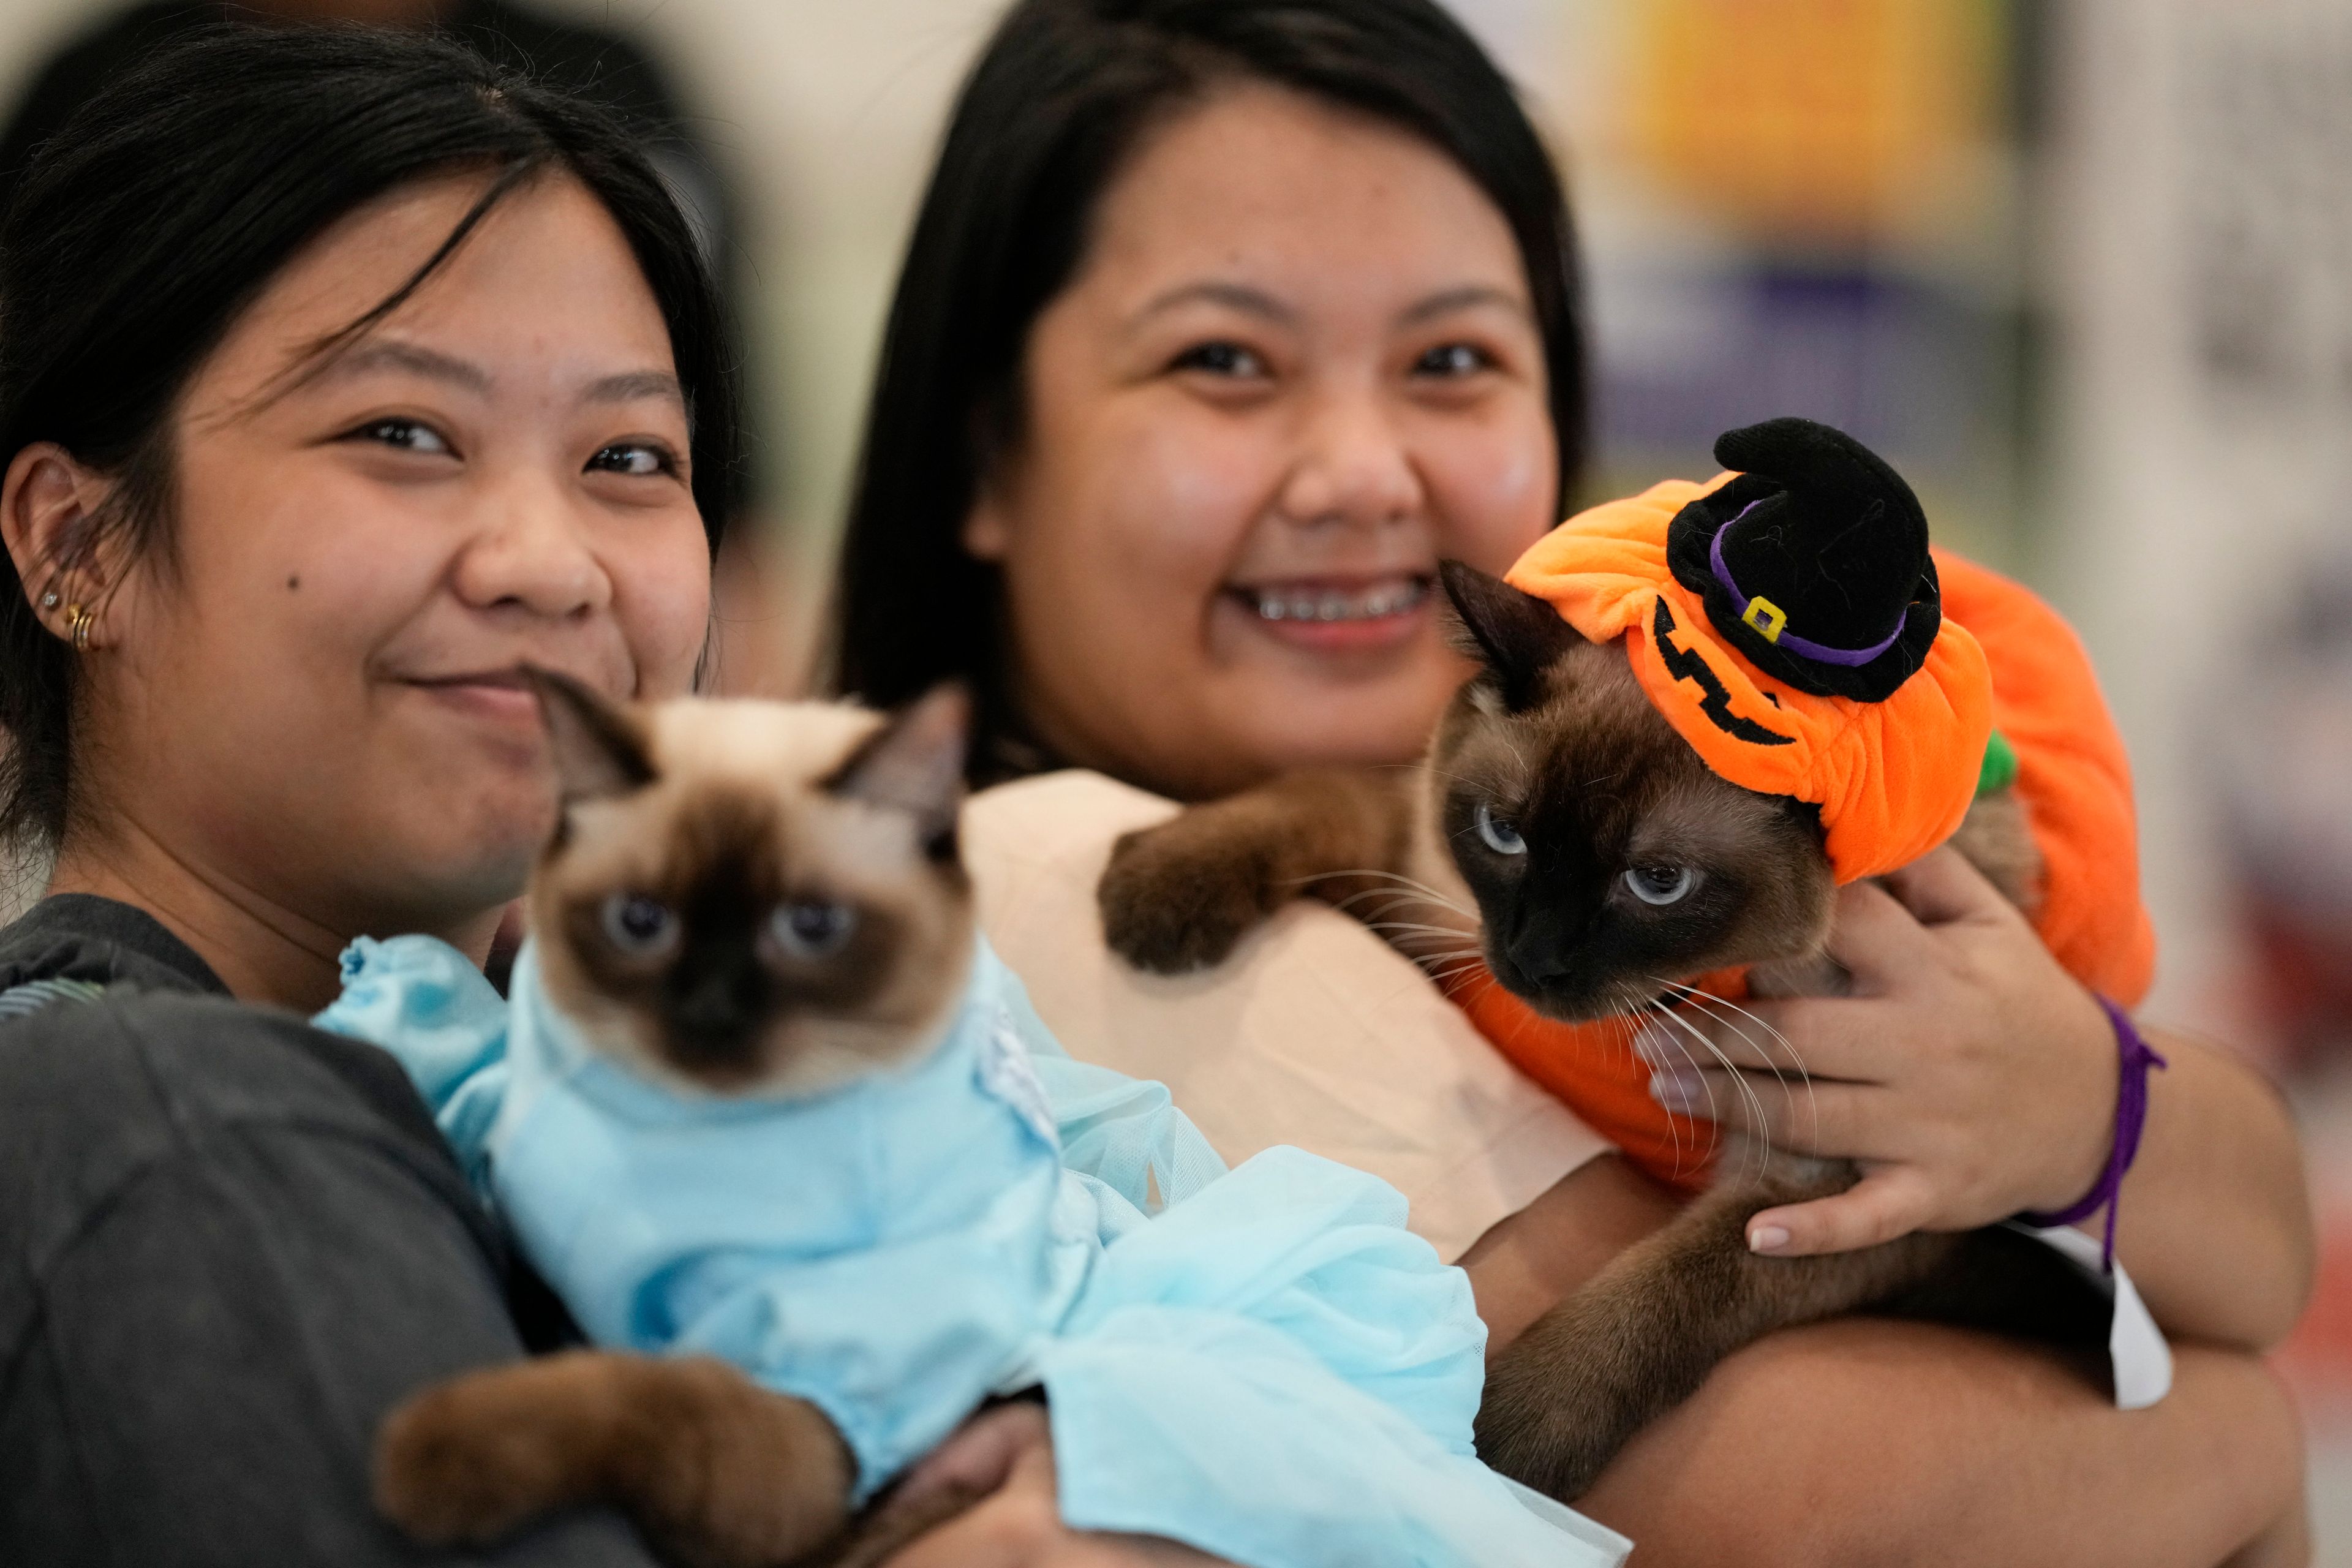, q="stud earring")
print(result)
[39,590,59,609]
